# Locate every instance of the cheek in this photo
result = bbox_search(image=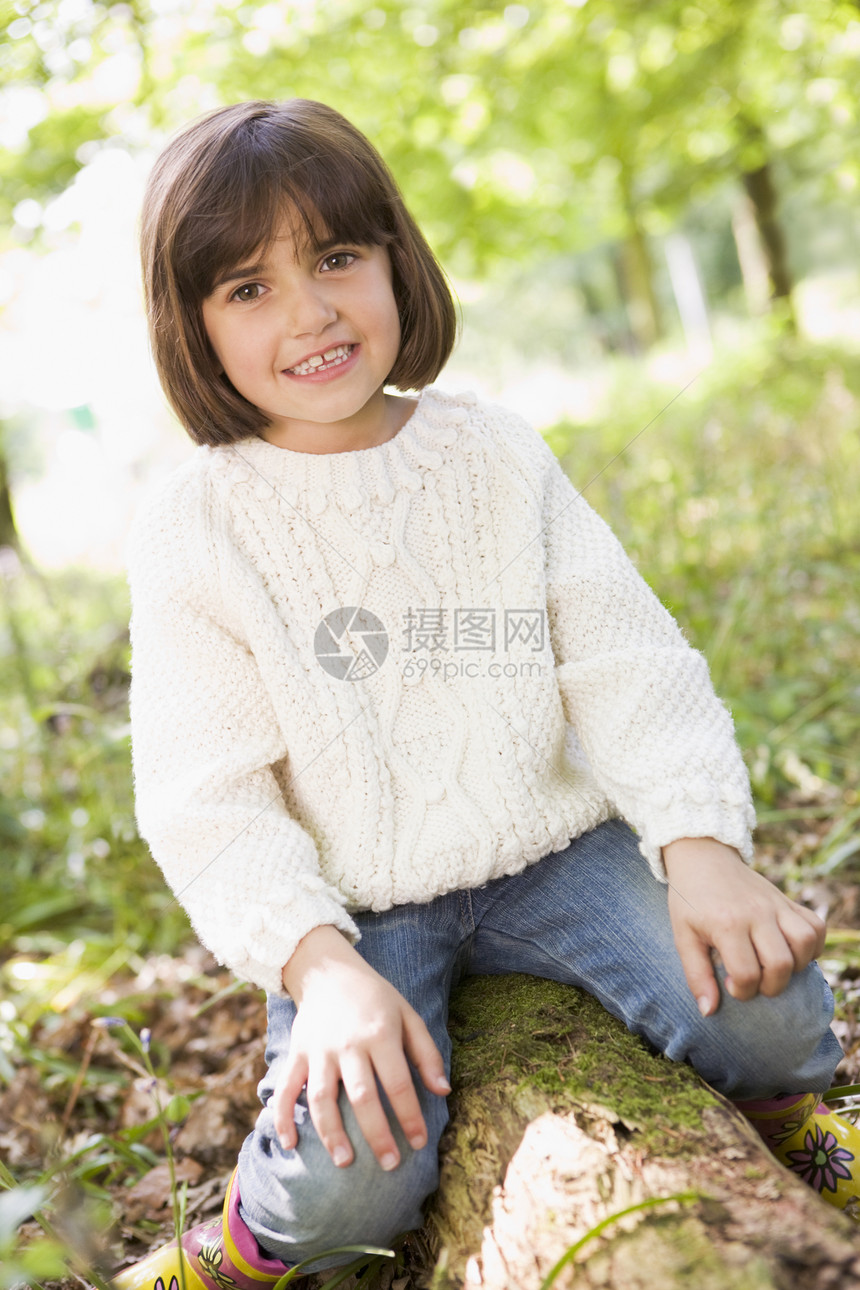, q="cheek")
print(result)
[207,327,260,383]
[360,260,401,352]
